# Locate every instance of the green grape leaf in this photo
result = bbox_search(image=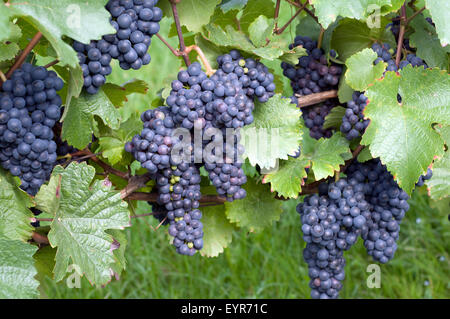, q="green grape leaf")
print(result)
[36,162,130,286]
[345,48,386,91]
[426,125,450,199]
[34,246,57,284]
[0,22,21,62]
[4,0,115,68]
[362,67,450,194]
[337,69,355,103]
[239,0,274,33]
[311,0,398,29]
[171,0,221,33]
[409,14,450,71]
[279,46,308,65]
[357,146,373,162]
[248,15,273,47]
[220,0,248,12]
[225,179,283,233]
[53,65,84,118]
[201,205,235,258]
[0,169,33,242]
[107,229,127,276]
[263,157,310,198]
[62,90,121,149]
[323,106,346,129]
[425,0,450,47]
[96,113,142,165]
[102,80,149,107]
[0,238,39,298]
[331,18,396,62]
[241,94,302,169]
[301,131,351,180]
